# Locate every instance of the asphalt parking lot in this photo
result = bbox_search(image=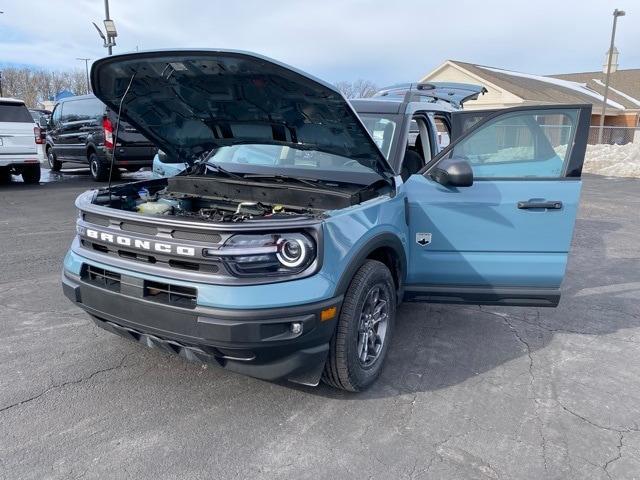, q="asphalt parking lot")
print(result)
[1,169,639,479]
